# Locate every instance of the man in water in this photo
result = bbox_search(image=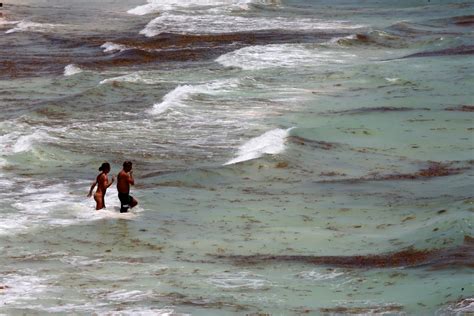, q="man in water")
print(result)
[117,161,138,213]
